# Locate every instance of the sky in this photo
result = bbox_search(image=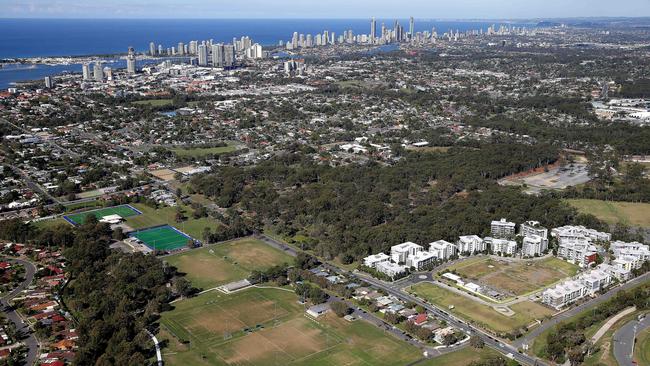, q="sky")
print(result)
[2,0,650,19]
